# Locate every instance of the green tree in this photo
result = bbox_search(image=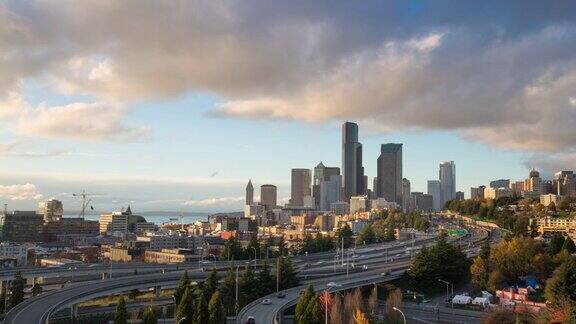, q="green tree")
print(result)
[408,236,469,288]
[204,268,219,300]
[358,224,377,245]
[114,296,128,324]
[9,271,25,308]
[174,270,190,305]
[256,261,275,296]
[176,287,194,324]
[295,284,314,324]
[278,256,299,290]
[194,292,209,324]
[545,256,576,305]
[239,264,258,307]
[222,236,243,261]
[562,237,576,254]
[245,234,261,260]
[141,306,157,324]
[336,223,354,248]
[470,256,489,290]
[549,234,565,255]
[479,240,491,260]
[218,267,236,316]
[31,283,43,297]
[208,291,226,324]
